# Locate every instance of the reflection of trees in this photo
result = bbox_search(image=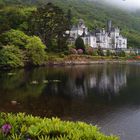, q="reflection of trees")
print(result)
[0,67,69,102]
[0,68,70,116]
[0,69,47,101]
